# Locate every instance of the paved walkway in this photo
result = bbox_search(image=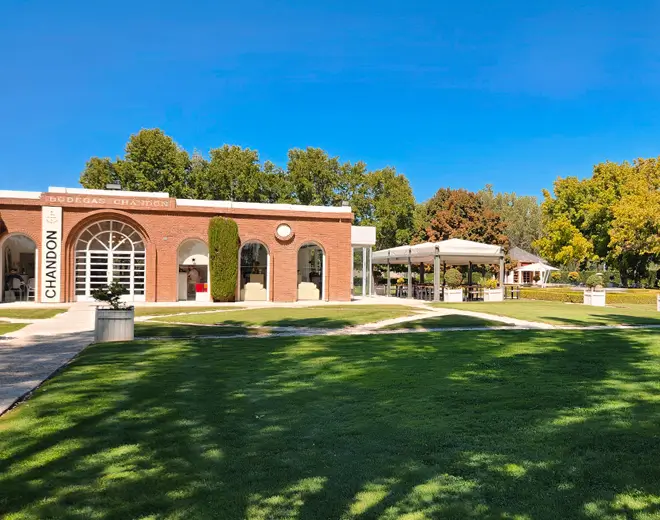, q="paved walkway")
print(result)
[0,303,96,415]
